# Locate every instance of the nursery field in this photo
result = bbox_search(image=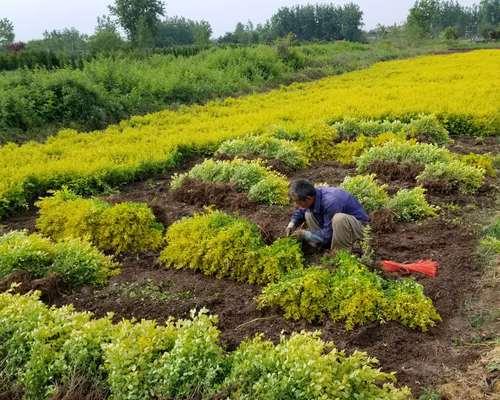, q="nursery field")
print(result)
[0,49,499,399]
